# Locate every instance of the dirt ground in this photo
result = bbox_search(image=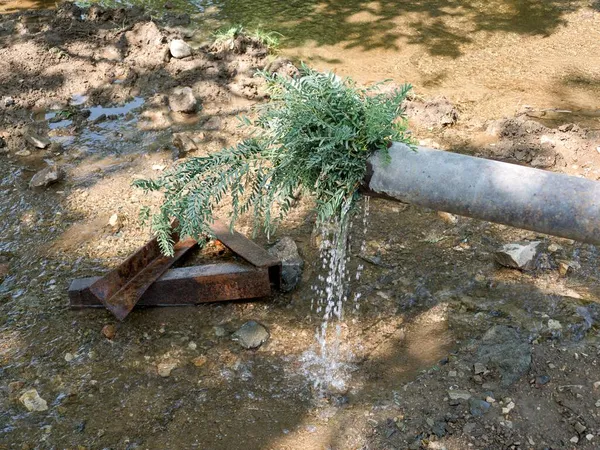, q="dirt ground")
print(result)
[1,3,600,450]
